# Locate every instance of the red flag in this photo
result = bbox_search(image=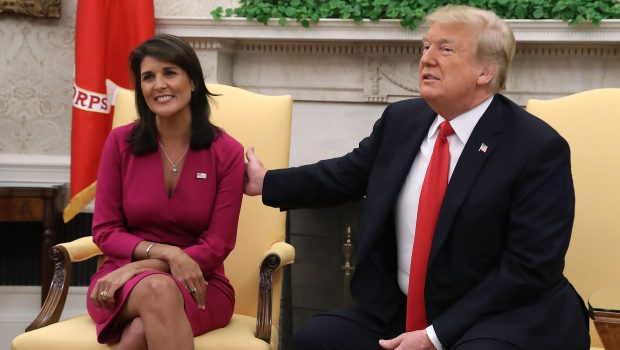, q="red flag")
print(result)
[64,0,154,222]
